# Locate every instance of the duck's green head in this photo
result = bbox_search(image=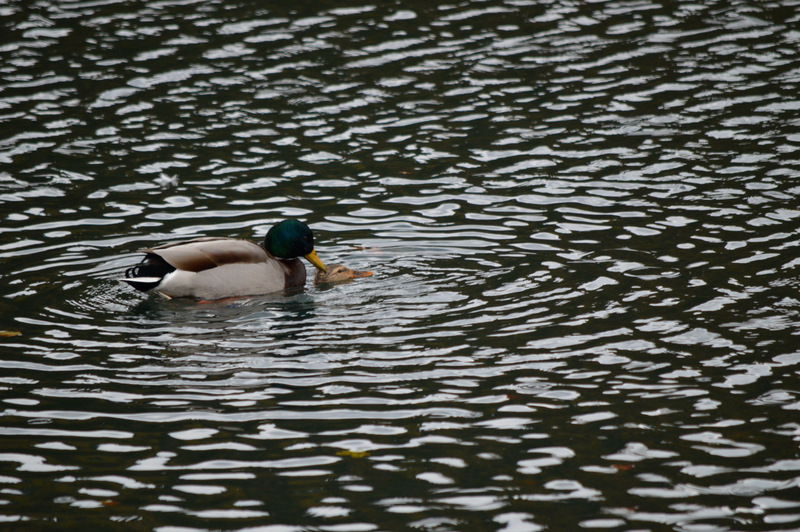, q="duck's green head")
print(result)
[264,219,327,272]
